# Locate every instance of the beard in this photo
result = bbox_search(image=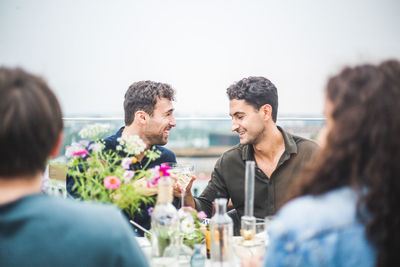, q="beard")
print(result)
[145,132,168,146]
[238,125,265,145]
